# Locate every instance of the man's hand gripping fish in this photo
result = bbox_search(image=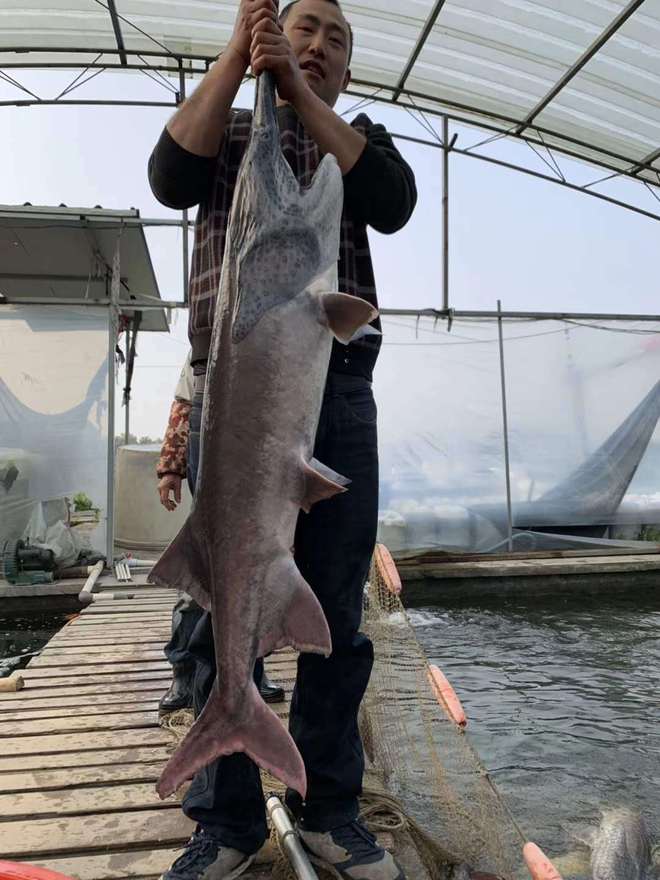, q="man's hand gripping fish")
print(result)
[149,71,377,800]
